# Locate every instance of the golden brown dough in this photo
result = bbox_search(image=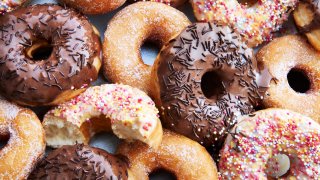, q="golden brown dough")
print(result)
[128,0,187,7]
[117,130,218,180]
[59,0,126,14]
[256,35,320,123]
[293,0,320,51]
[0,97,45,179]
[103,2,190,95]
